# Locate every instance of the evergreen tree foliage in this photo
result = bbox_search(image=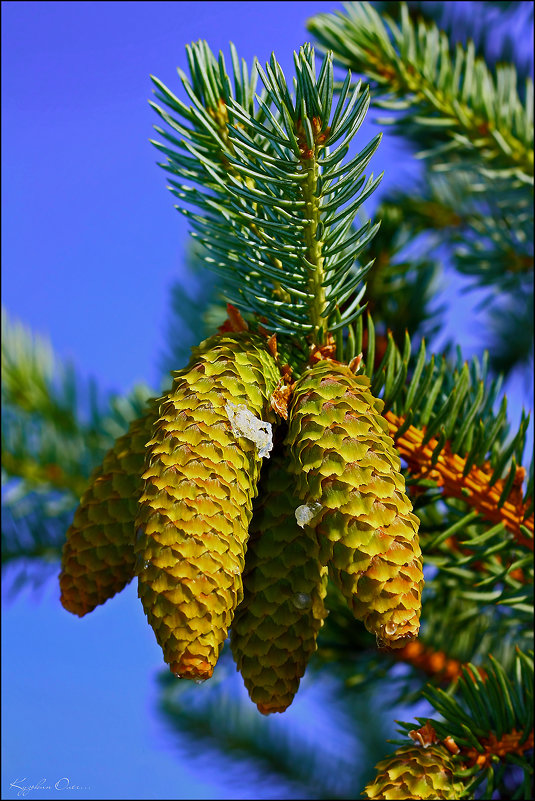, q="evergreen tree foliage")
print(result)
[309,0,534,376]
[2,2,533,798]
